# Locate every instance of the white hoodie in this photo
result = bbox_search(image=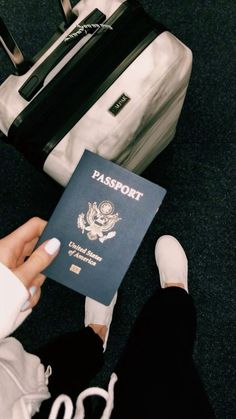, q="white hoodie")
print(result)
[0,262,117,419]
